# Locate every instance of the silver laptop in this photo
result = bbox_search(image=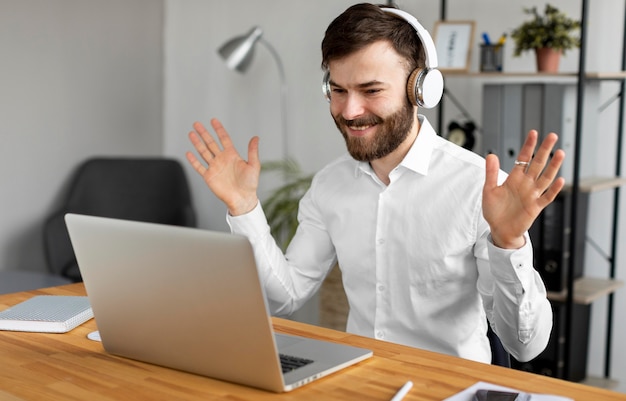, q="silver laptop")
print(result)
[65,213,372,392]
